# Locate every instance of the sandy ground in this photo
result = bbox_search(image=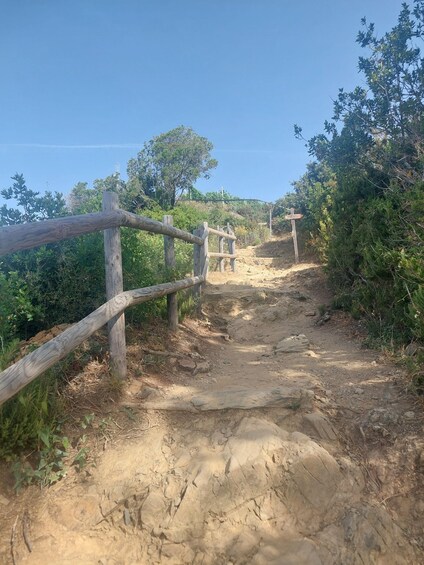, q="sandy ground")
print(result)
[1,234,424,564]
